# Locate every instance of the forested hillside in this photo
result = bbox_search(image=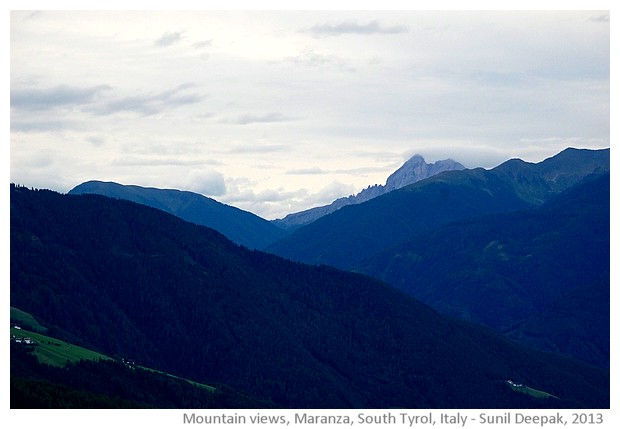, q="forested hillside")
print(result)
[10,185,609,408]
[356,173,610,368]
